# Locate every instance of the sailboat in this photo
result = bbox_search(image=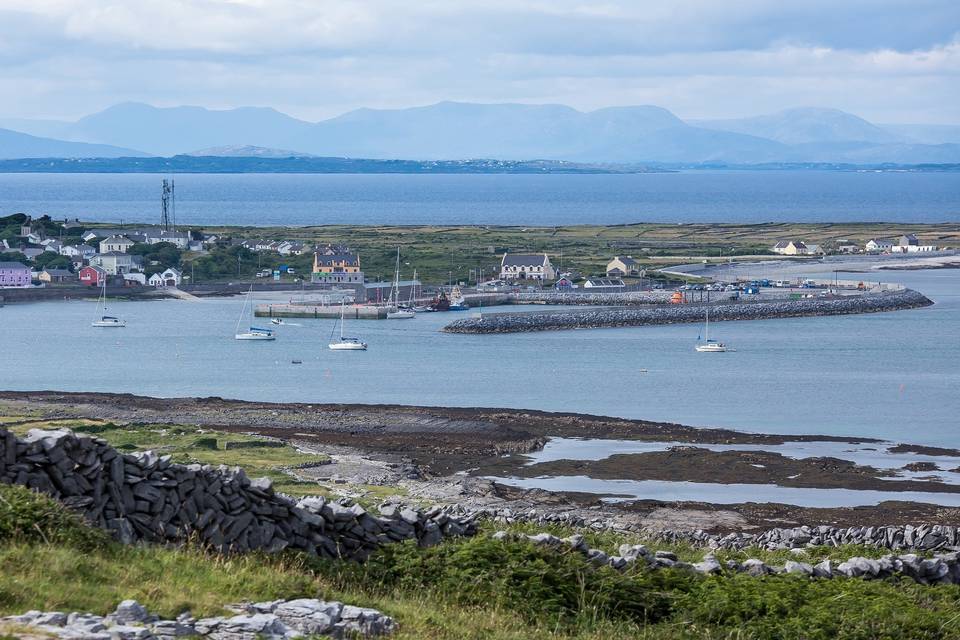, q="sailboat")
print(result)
[91,280,126,327]
[695,308,727,352]
[235,286,275,340]
[329,301,367,350]
[386,247,415,319]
